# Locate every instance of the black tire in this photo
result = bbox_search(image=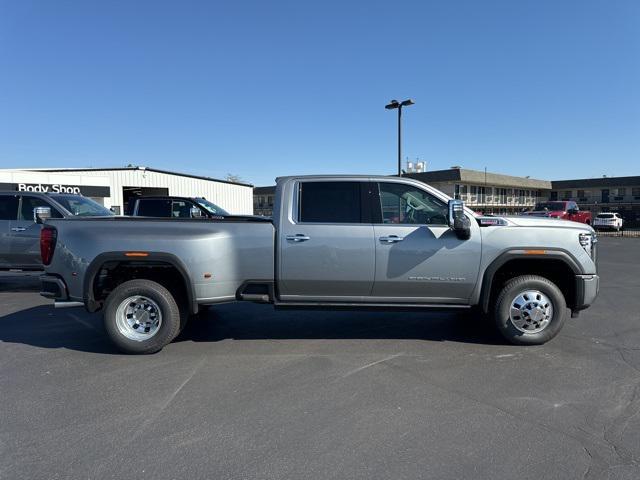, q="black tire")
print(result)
[103,279,181,354]
[493,275,567,345]
[176,304,190,337]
